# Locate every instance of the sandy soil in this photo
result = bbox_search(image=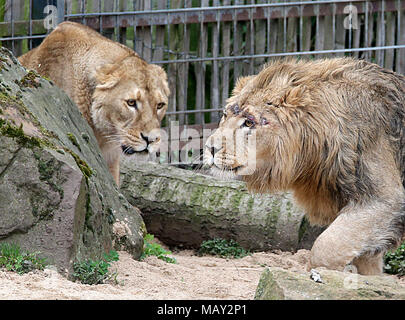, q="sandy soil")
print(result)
[0,246,310,300]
